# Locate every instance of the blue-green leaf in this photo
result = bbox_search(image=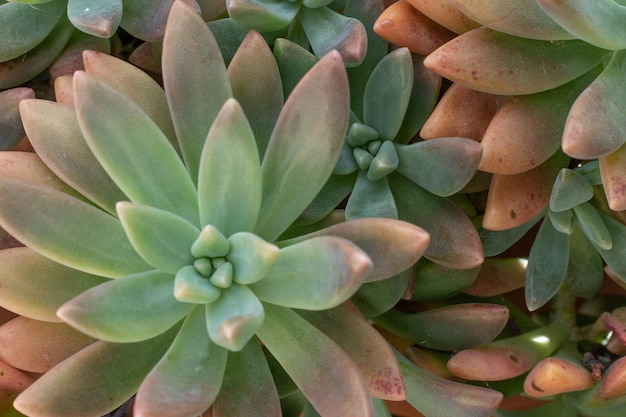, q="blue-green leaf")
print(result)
[135,305,228,417]
[58,270,190,343]
[197,99,262,235]
[116,202,199,274]
[227,0,300,32]
[550,168,594,212]
[251,236,372,310]
[0,176,149,278]
[346,170,398,220]
[74,71,199,226]
[67,0,122,38]
[573,202,612,250]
